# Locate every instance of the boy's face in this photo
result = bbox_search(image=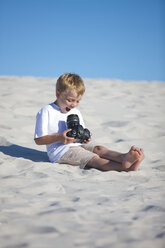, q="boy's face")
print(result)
[56,89,82,114]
